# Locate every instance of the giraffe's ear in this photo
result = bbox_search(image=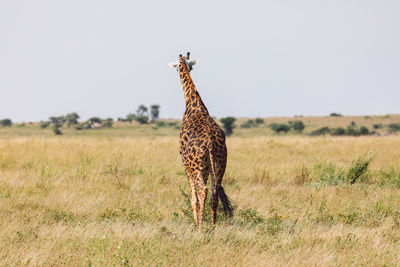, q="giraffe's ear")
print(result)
[187,59,198,66]
[168,61,179,68]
